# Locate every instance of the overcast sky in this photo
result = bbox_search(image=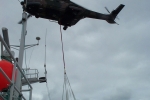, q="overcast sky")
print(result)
[1,0,150,100]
